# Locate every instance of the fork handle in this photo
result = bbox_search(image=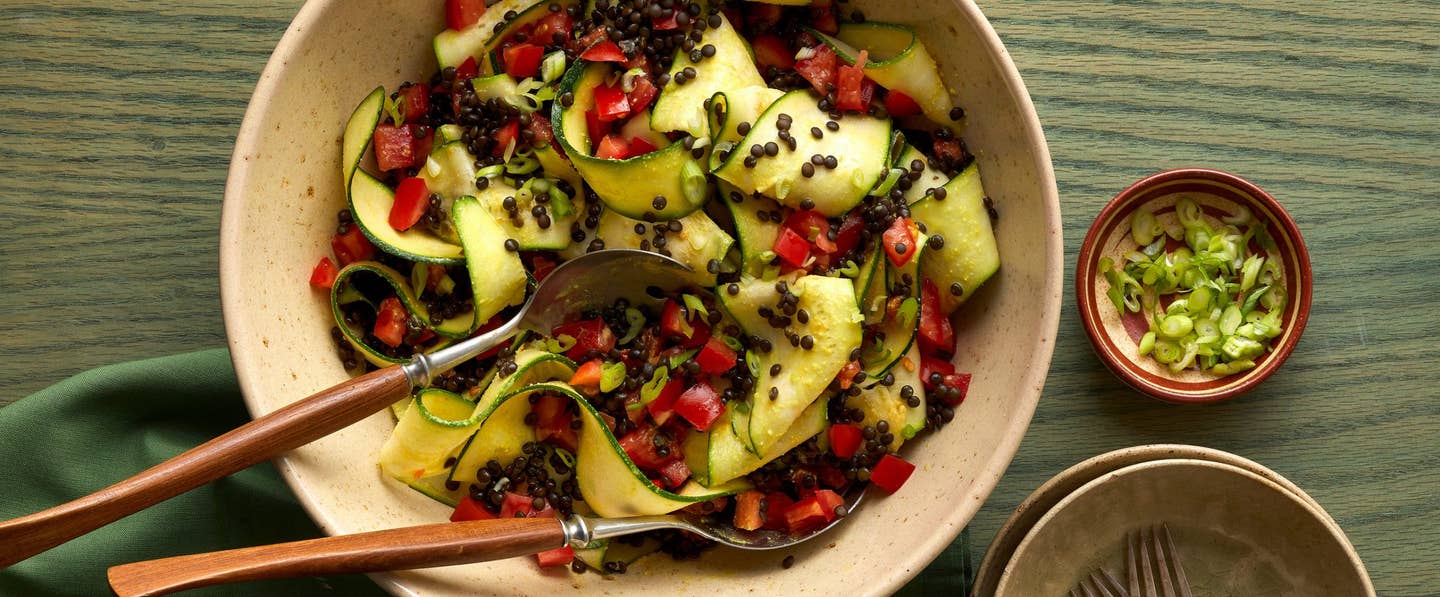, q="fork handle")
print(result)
[107,517,566,597]
[0,366,412,568]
